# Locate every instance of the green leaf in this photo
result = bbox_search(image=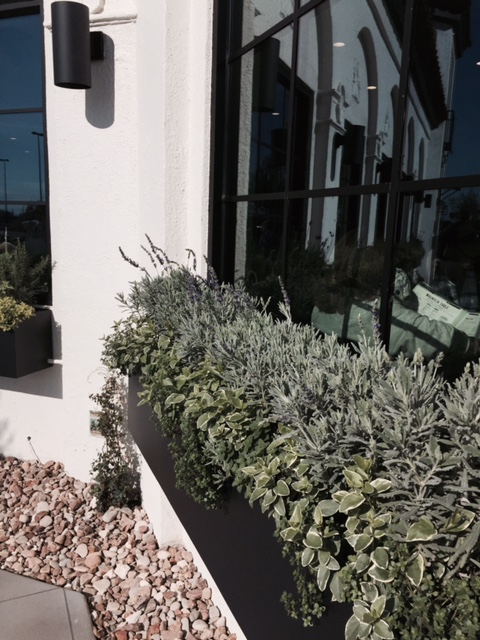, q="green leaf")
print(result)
[353,603,370,622]
[373,619,394,639]
[274,480,290,496]
[368,565,393,583]
[370,478,392,493]
[164,392,186,406]
[443,509,475,534]
[313,504,324,526]
[346,516,360,533]
[317,564,330,591]
[305,530,323,549]
[345,614,370,640]
[274,497,286,517]
[332,490,348,503]
[406,552,425,587]
[352,455,372,473]
[339,492,365,513]
[329,571,345,602]
[280,526,300,542]
[356,553,371,574]
[196,412,213,430]
[371,547,389,570]
[316,499,339,517]
[261,489,276,511]
[289,503,303,525]
[361,582,378,603]
[344,468,365,489]
[371,594,386,618]
[406,517,437,542]
[327,556,340,571]
[301,547,315,567]
[354,534,374,552]
[249,486,267,503]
